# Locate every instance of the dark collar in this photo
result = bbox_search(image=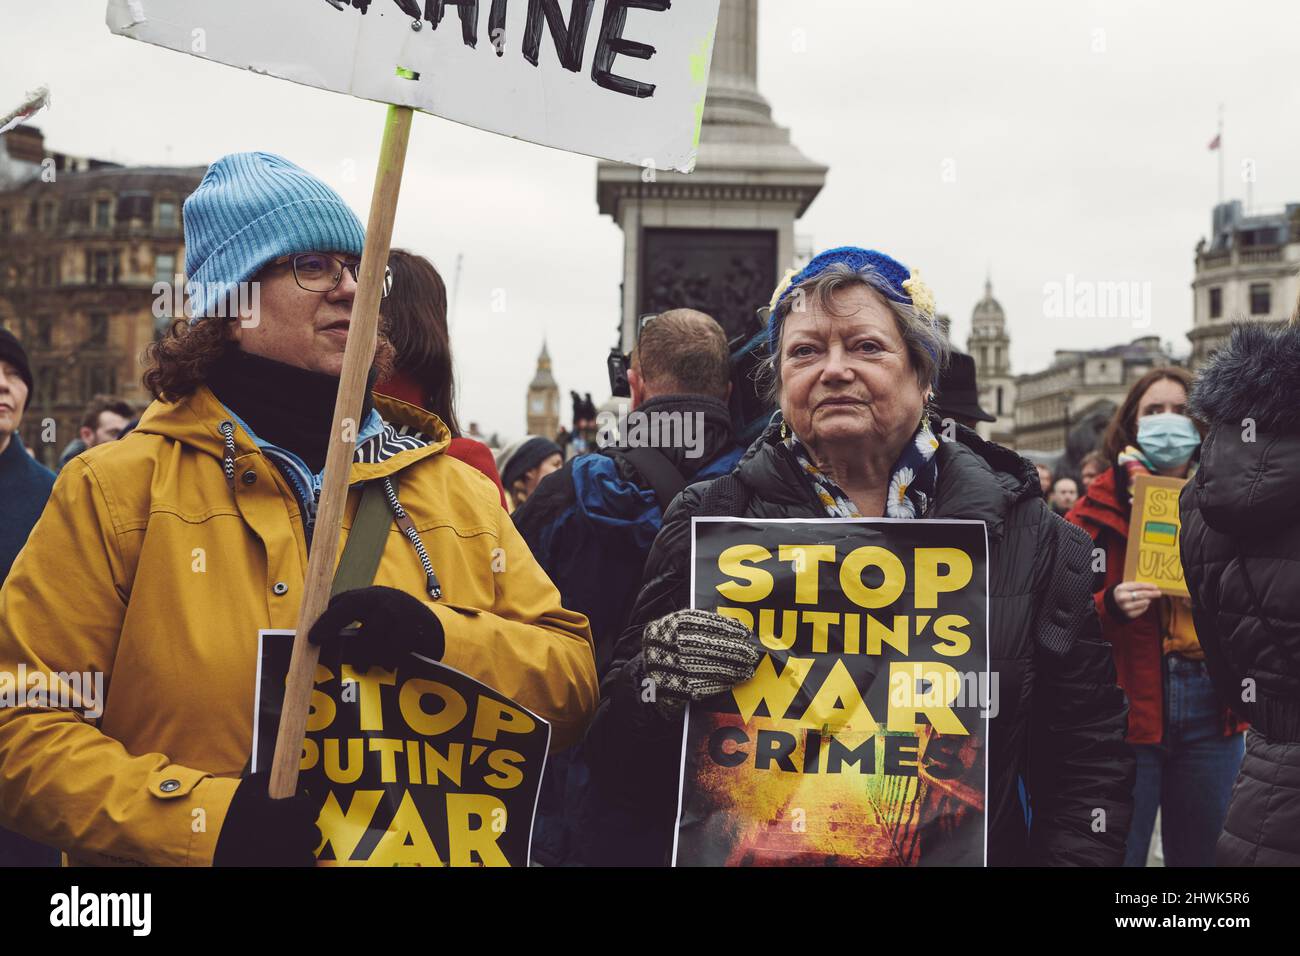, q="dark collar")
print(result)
[206,345,374,473]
